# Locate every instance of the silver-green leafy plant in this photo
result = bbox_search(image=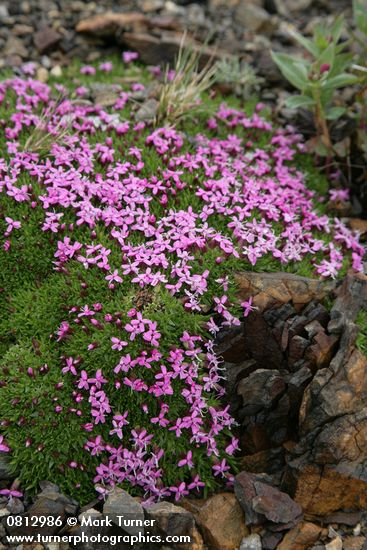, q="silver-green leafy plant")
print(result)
[271,16,360,155]
[352,0,367,158]
[215,57,264,101]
